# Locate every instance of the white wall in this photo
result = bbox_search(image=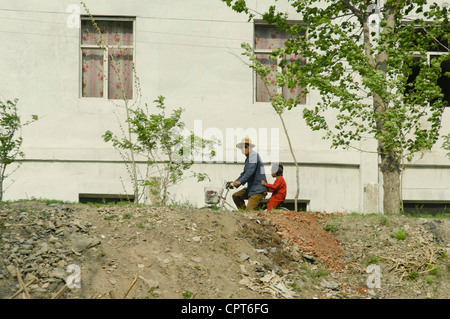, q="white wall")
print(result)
[0,0,449,213]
